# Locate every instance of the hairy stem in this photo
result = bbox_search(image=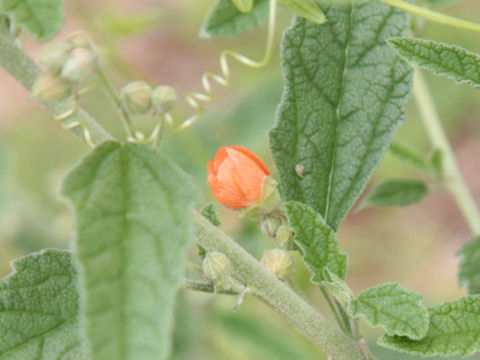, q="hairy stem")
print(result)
[183,278,240,295]
[193,211,366,360]
[414,70,480,235]
[0,29,113,145]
